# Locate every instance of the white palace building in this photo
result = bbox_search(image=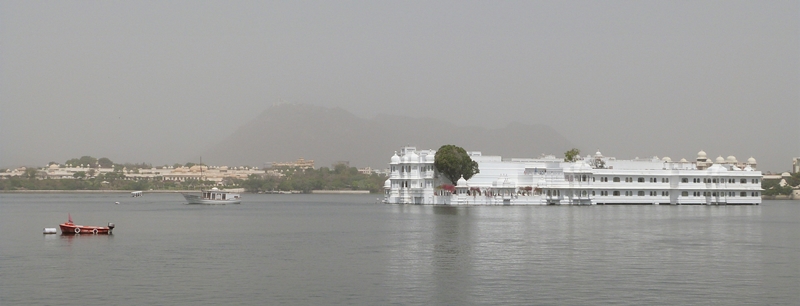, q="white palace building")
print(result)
[383,146,762,205]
